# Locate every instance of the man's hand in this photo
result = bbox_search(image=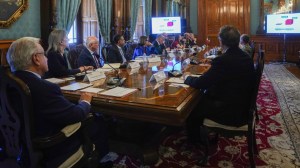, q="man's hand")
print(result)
[80,92,92,104]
